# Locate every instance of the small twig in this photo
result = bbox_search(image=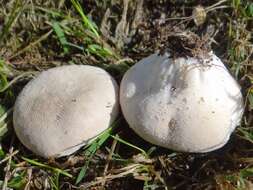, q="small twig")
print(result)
[2,143,14,190]
[166,0,229,22]
[24,168,33,190]
[80,164,141,189]
[101,137,118,186]
[114,57,134,64]
[206,5,230,13]
[205,0,228,11]
[0,150,19,165]
[165,16,192,21]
